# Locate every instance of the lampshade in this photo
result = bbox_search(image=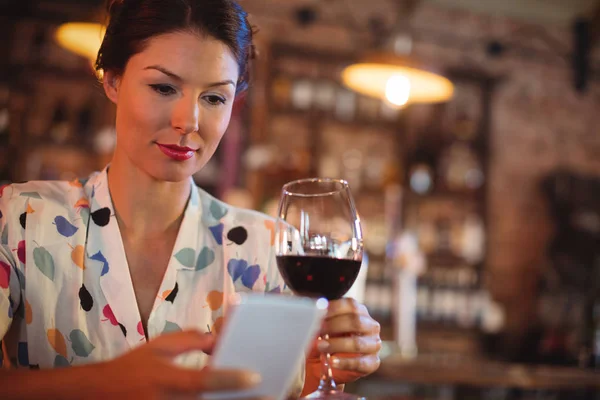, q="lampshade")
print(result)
[341,52,454,106]
[55,23,106,63]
